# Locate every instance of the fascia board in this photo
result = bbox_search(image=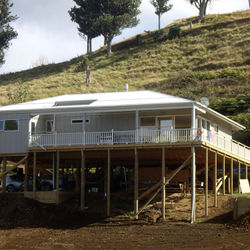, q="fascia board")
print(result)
[2,103,194,116]
[196,102,245,131]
